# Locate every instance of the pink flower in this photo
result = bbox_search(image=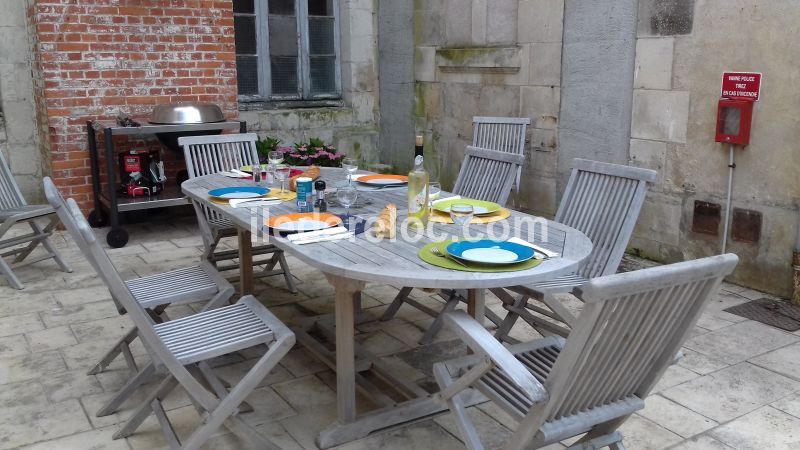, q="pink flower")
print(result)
[290,153,301,158]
